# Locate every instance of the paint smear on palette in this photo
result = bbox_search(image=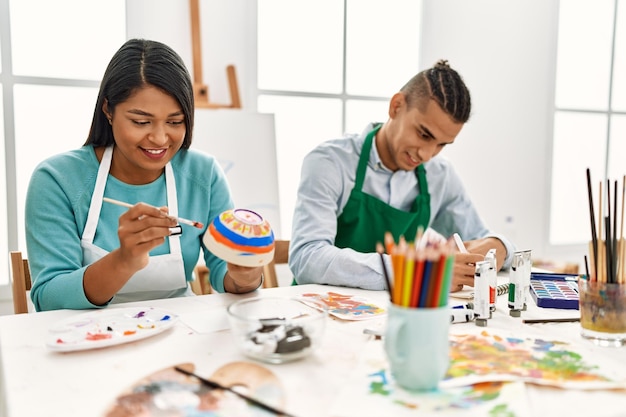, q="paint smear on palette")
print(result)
[298,292,386,320]
[46,307,178,352]
[442,329,625,390]
[330,341,531,417]
[103,362,286,417]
